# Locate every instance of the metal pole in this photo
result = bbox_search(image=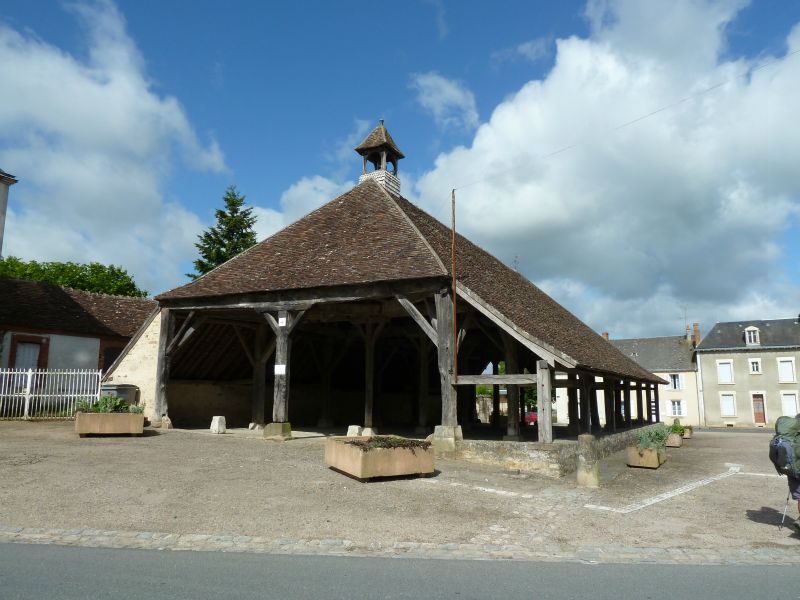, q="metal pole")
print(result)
[451,188,458,382]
